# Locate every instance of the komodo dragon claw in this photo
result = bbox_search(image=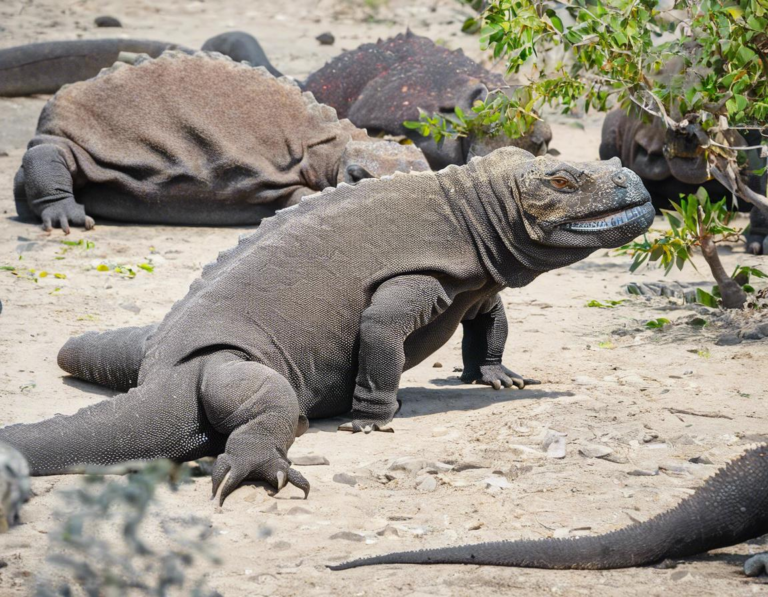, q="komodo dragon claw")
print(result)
[461,364,540,390]
[337,422,395,434]
[211,452,310,505]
